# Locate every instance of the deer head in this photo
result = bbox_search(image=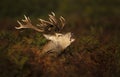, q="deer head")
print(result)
[15,12,75,56]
